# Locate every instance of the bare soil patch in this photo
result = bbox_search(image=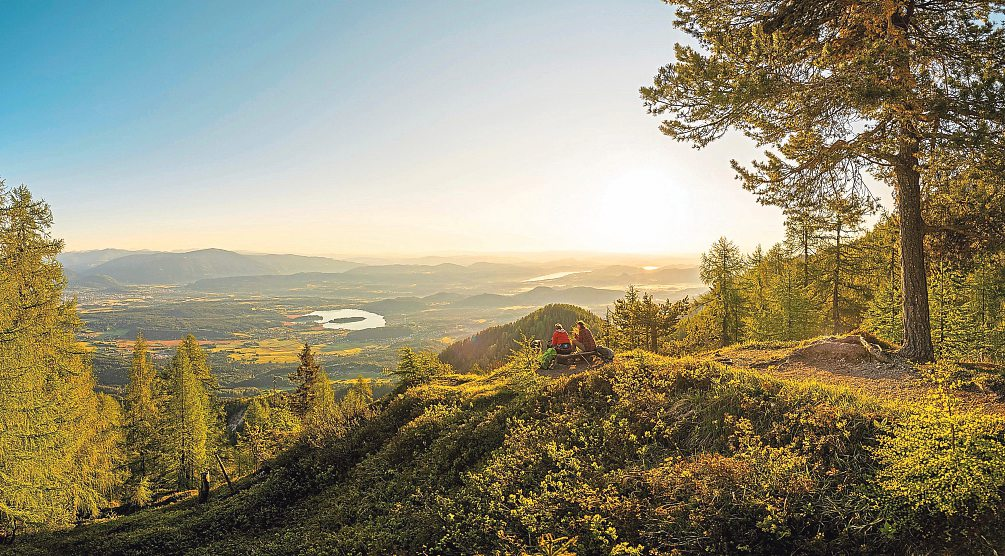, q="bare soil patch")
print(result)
[722,337,1005,414]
